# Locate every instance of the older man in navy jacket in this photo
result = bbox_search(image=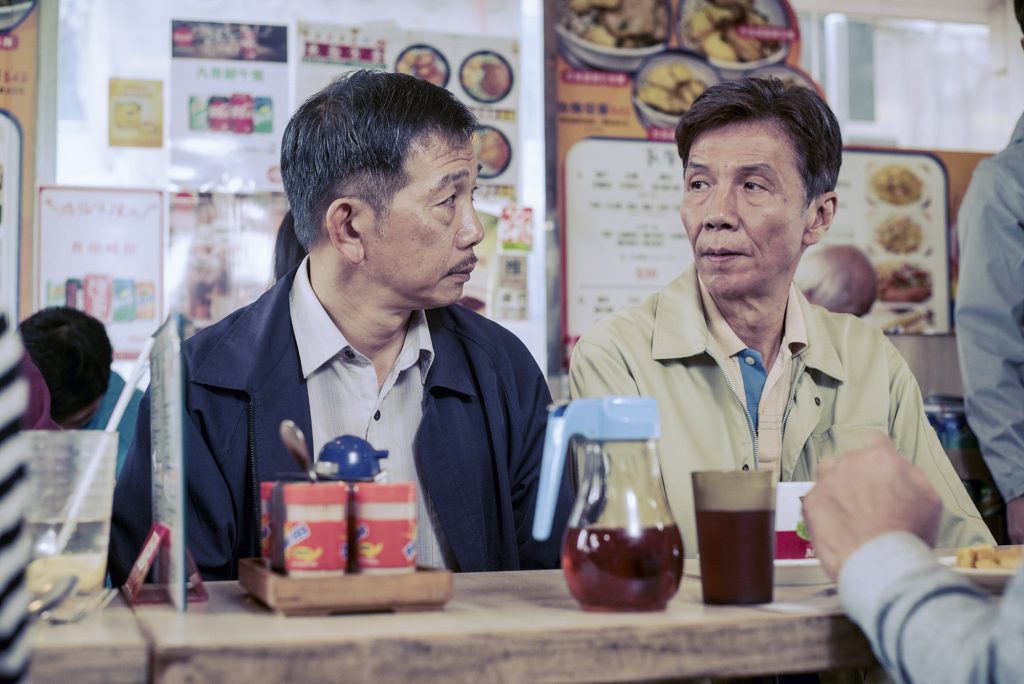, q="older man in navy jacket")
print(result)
[109,70,573,583]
